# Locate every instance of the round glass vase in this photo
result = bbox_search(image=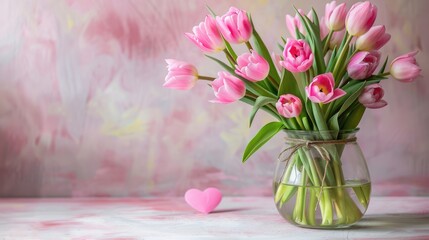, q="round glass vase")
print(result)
[273,129,370,229]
